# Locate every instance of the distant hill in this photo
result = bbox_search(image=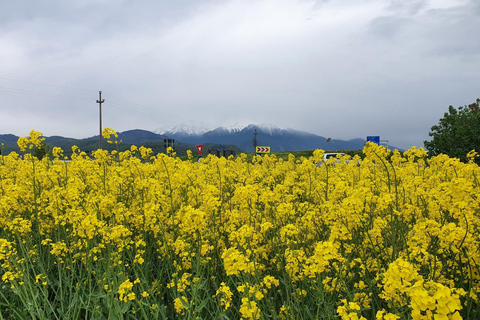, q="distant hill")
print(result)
[0,130,241,157]
[1,125,399,156]
[0,134,19,145]
[117,129,166,145]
